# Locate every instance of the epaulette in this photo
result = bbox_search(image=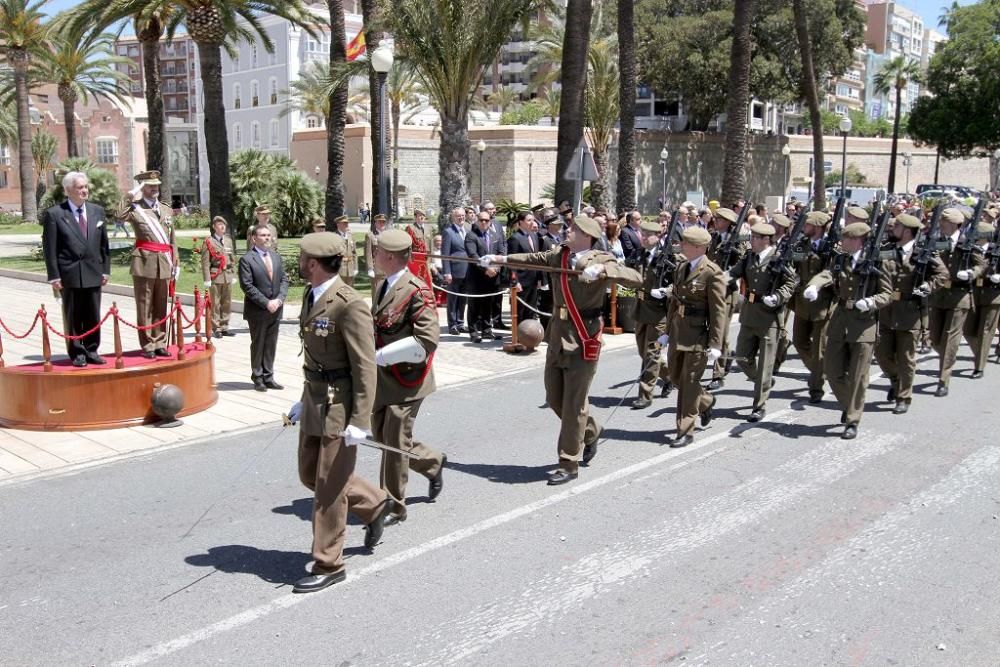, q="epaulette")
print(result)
[335,284,360,303]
